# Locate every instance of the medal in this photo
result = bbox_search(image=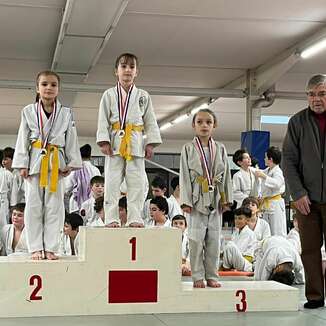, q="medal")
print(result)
[208,185,215,193]
[118,130,125,138]
[40,148,47,156]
